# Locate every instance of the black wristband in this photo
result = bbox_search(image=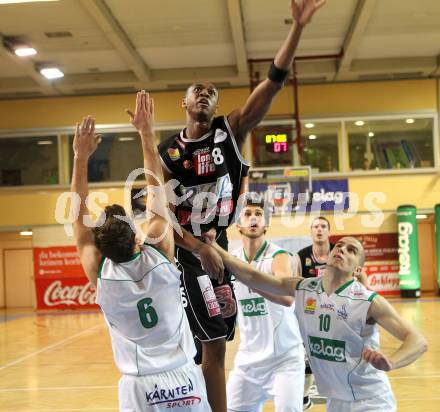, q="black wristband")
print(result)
[268,62,289,83]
